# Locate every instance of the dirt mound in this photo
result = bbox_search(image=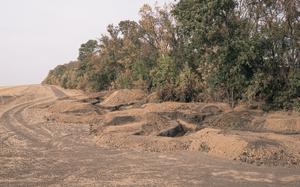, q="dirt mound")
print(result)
[91,101,300,167]
[157,122,188,137]
[264,112,300,134]
[188,128,248,159]
[133,113,172,136]
[48,100,97,114]
[34,87,300,167]
[238,139,300,166]
[210,110,300,135]
[46,99,101,124]
[146,92,160,103]
[135,113,196,137]
[100,89,146,107]
[210,111,264,132]
[104,115,137,126]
